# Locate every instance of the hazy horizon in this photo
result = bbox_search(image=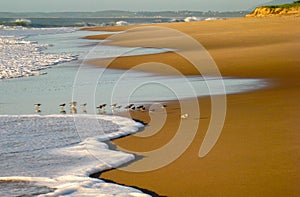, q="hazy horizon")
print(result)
[0,0,271,12]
